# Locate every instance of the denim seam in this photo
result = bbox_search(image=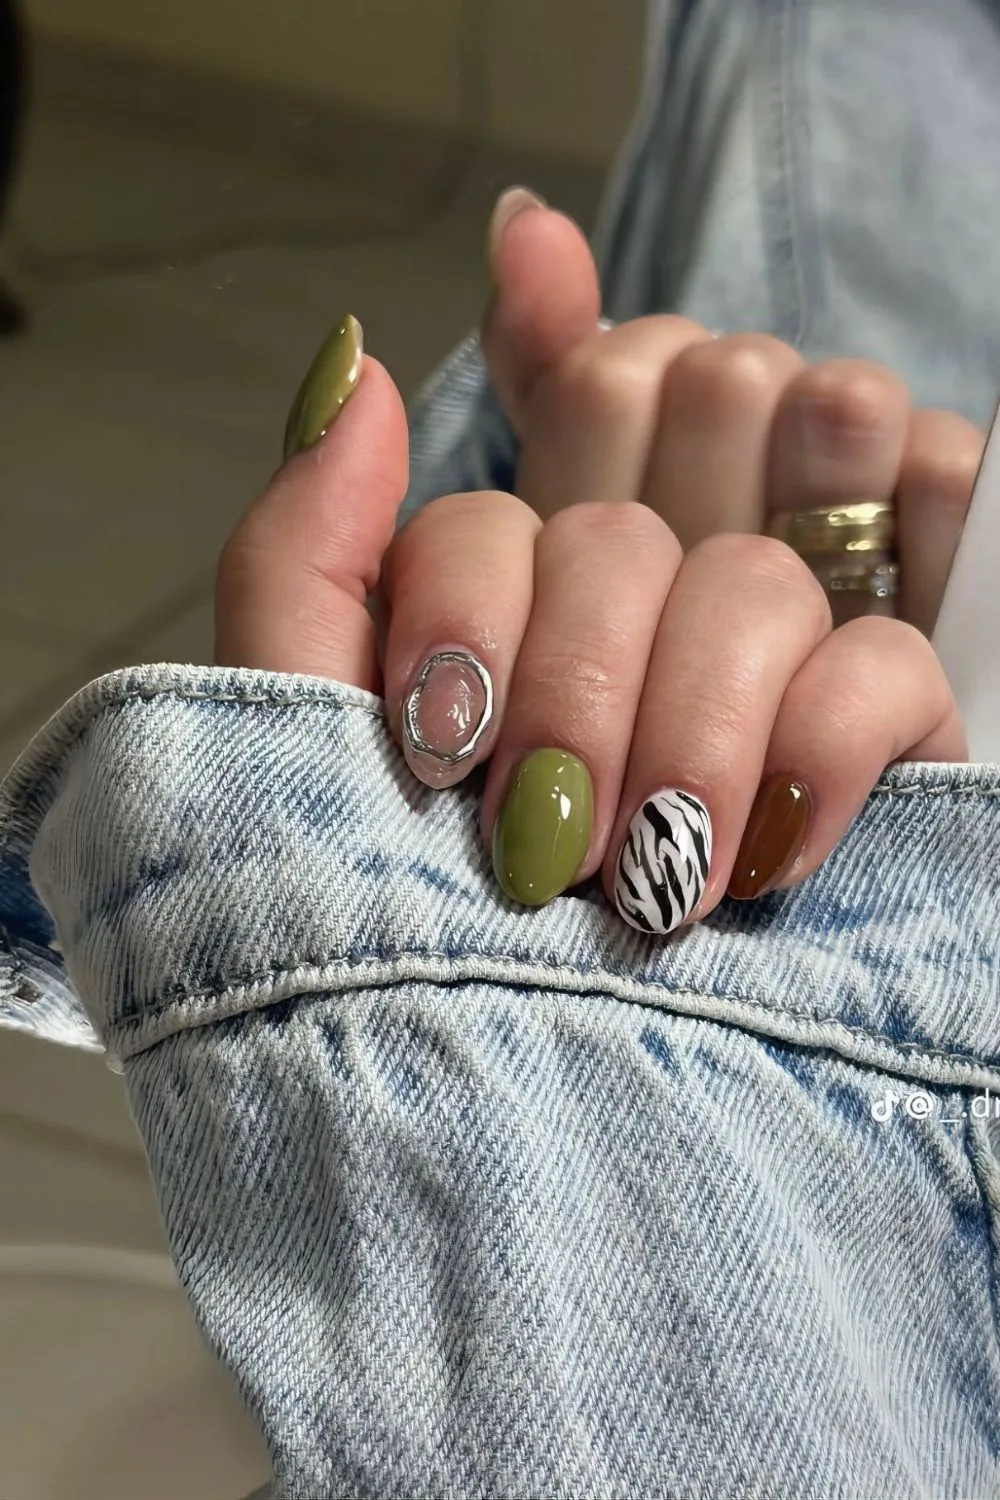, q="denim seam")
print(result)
[104,951,1000,1082]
